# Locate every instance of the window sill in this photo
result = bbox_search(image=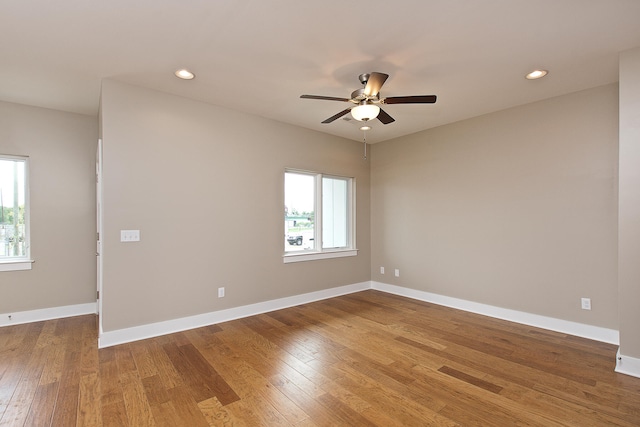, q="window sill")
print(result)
[283,249,358,264]
[0,260,34,272]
